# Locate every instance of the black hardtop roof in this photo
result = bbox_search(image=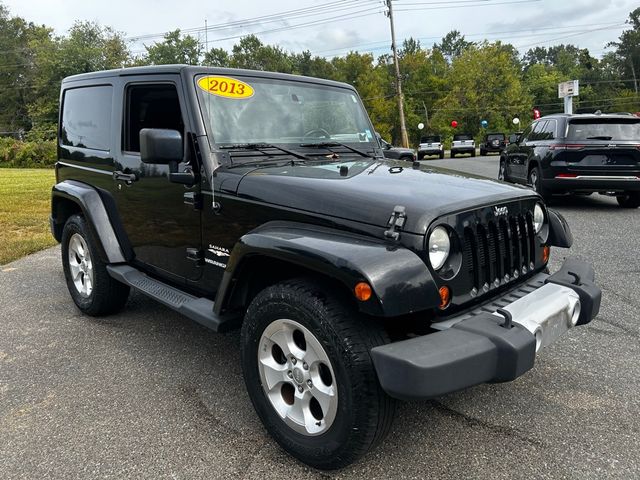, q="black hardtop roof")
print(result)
[62,64,354,90]
[485,132,505,136]
[541,113,640,121]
